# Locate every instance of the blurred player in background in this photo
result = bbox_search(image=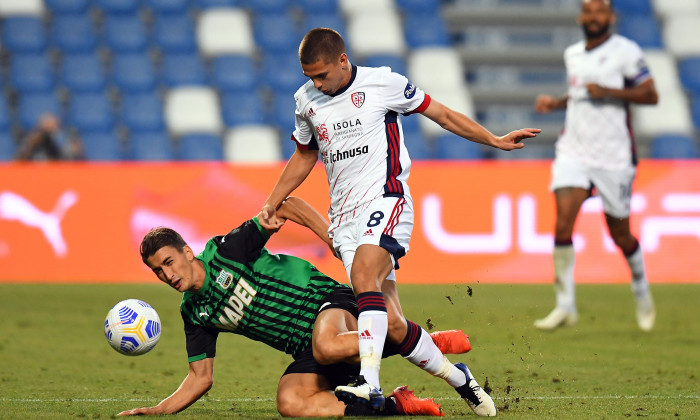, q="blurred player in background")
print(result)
[119,196,469,417]
[260,27,540,416]
[533,0,658,331]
